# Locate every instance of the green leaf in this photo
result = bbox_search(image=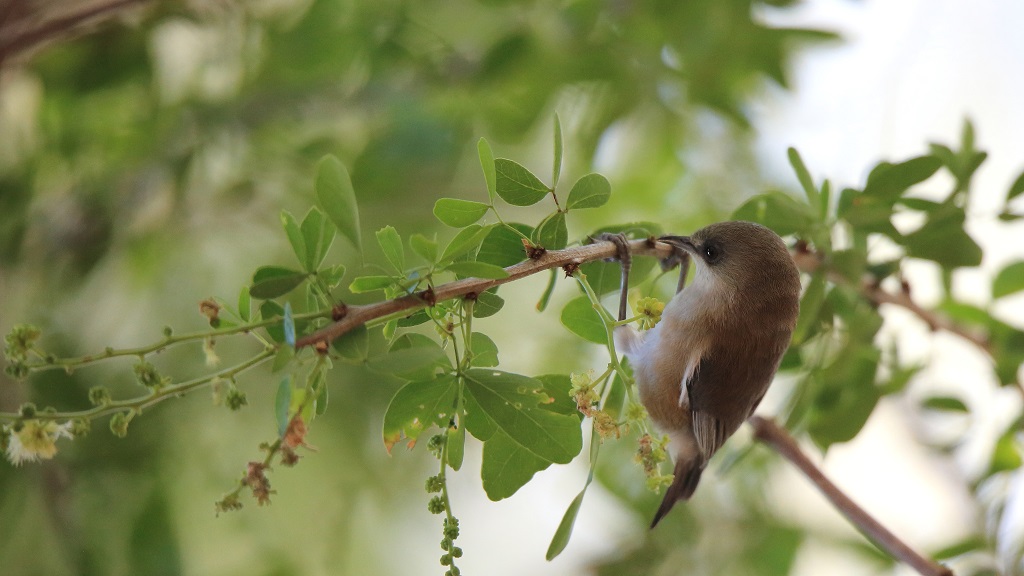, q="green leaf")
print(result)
[532,211,568,249]
[482,429,551,501]
[332,324,369,363]
[397,310,430,327]
[348,275,394,293]
[932,536,988,561]
[560,296,607,344]
[552,114,563,188]
[433,198,490,228]
[806,344,882,449]
[788,147,818,205]
[839,191,900,237]
[470,332,499,367]
[478,138,497,203]
[1008,169,1024,203]
[546,486,587,560]
[863,156,942,200]
[271,343,294,372]
[731,191,817,236]
[791,272,826,346]
[991,324,1024,387]
[463,369,583,464]
[382,375,458,452]
[439,224,491,264]
[920,396,969,413]
[410,233,438,264]
[993,261,1024,299]
[937,300,993,329]
[477,223,532,268]
[902,204,981,268]
[300,207,335,272]
[495,158,549,206]
[830,249,867,283]
[237,285,251,322]
[315,155,361,252]
[370,333,451,381]
[536,373,584,418]
[444,260,510,279]
[566,173,611,210]
[275,376,292,436]
[260,301,285,342]
[448,416,466,471]
[282,302,295,347]
[536,268,557,312]
[987,418,1023,476]
[473,290,504,318]
[462,383,497,442]
[314,369,329,416]
[319,263,346,290]
[250,266,307,299]
[376,225,404,272]
[281,210,306,269]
